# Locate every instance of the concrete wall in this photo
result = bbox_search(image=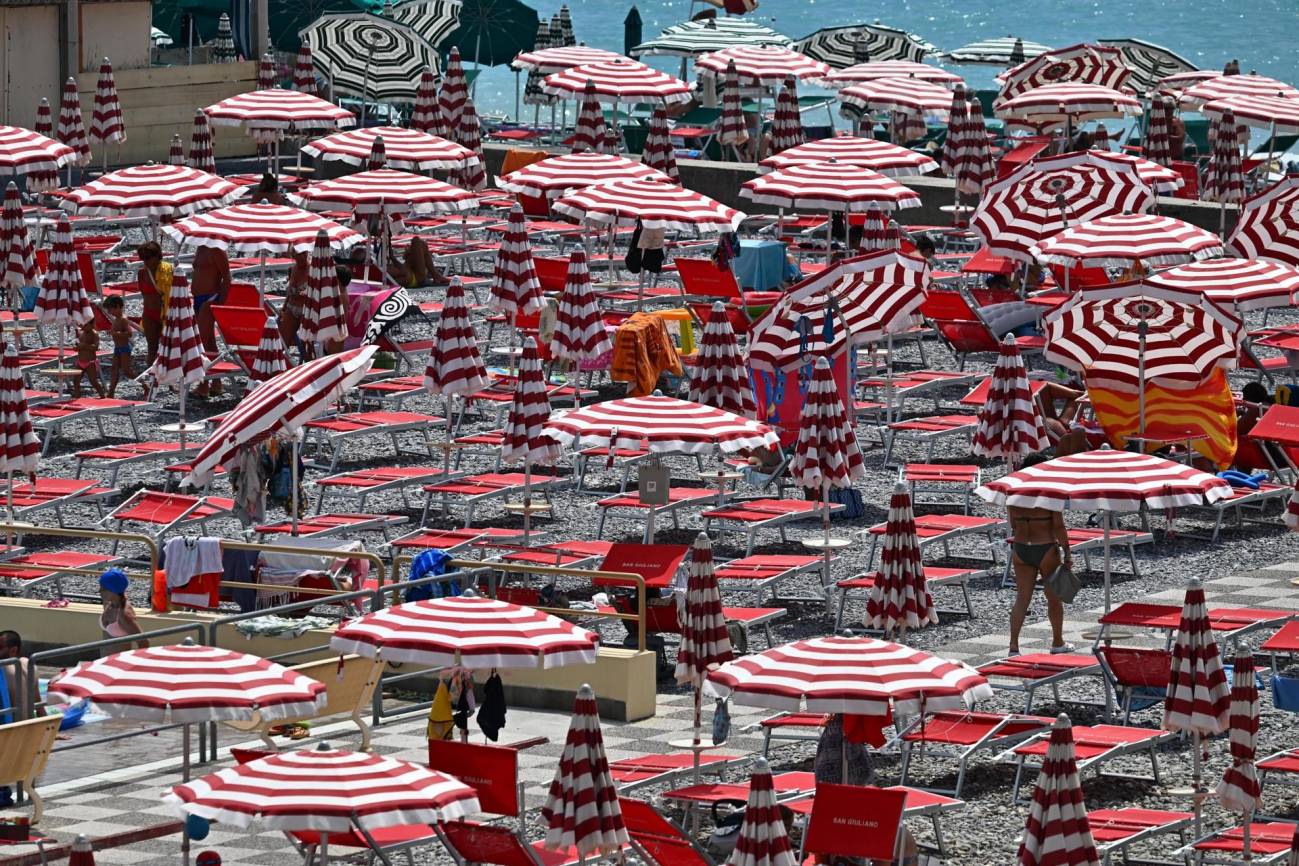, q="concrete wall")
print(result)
[78,1,152,73]
[0,4,61,127]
